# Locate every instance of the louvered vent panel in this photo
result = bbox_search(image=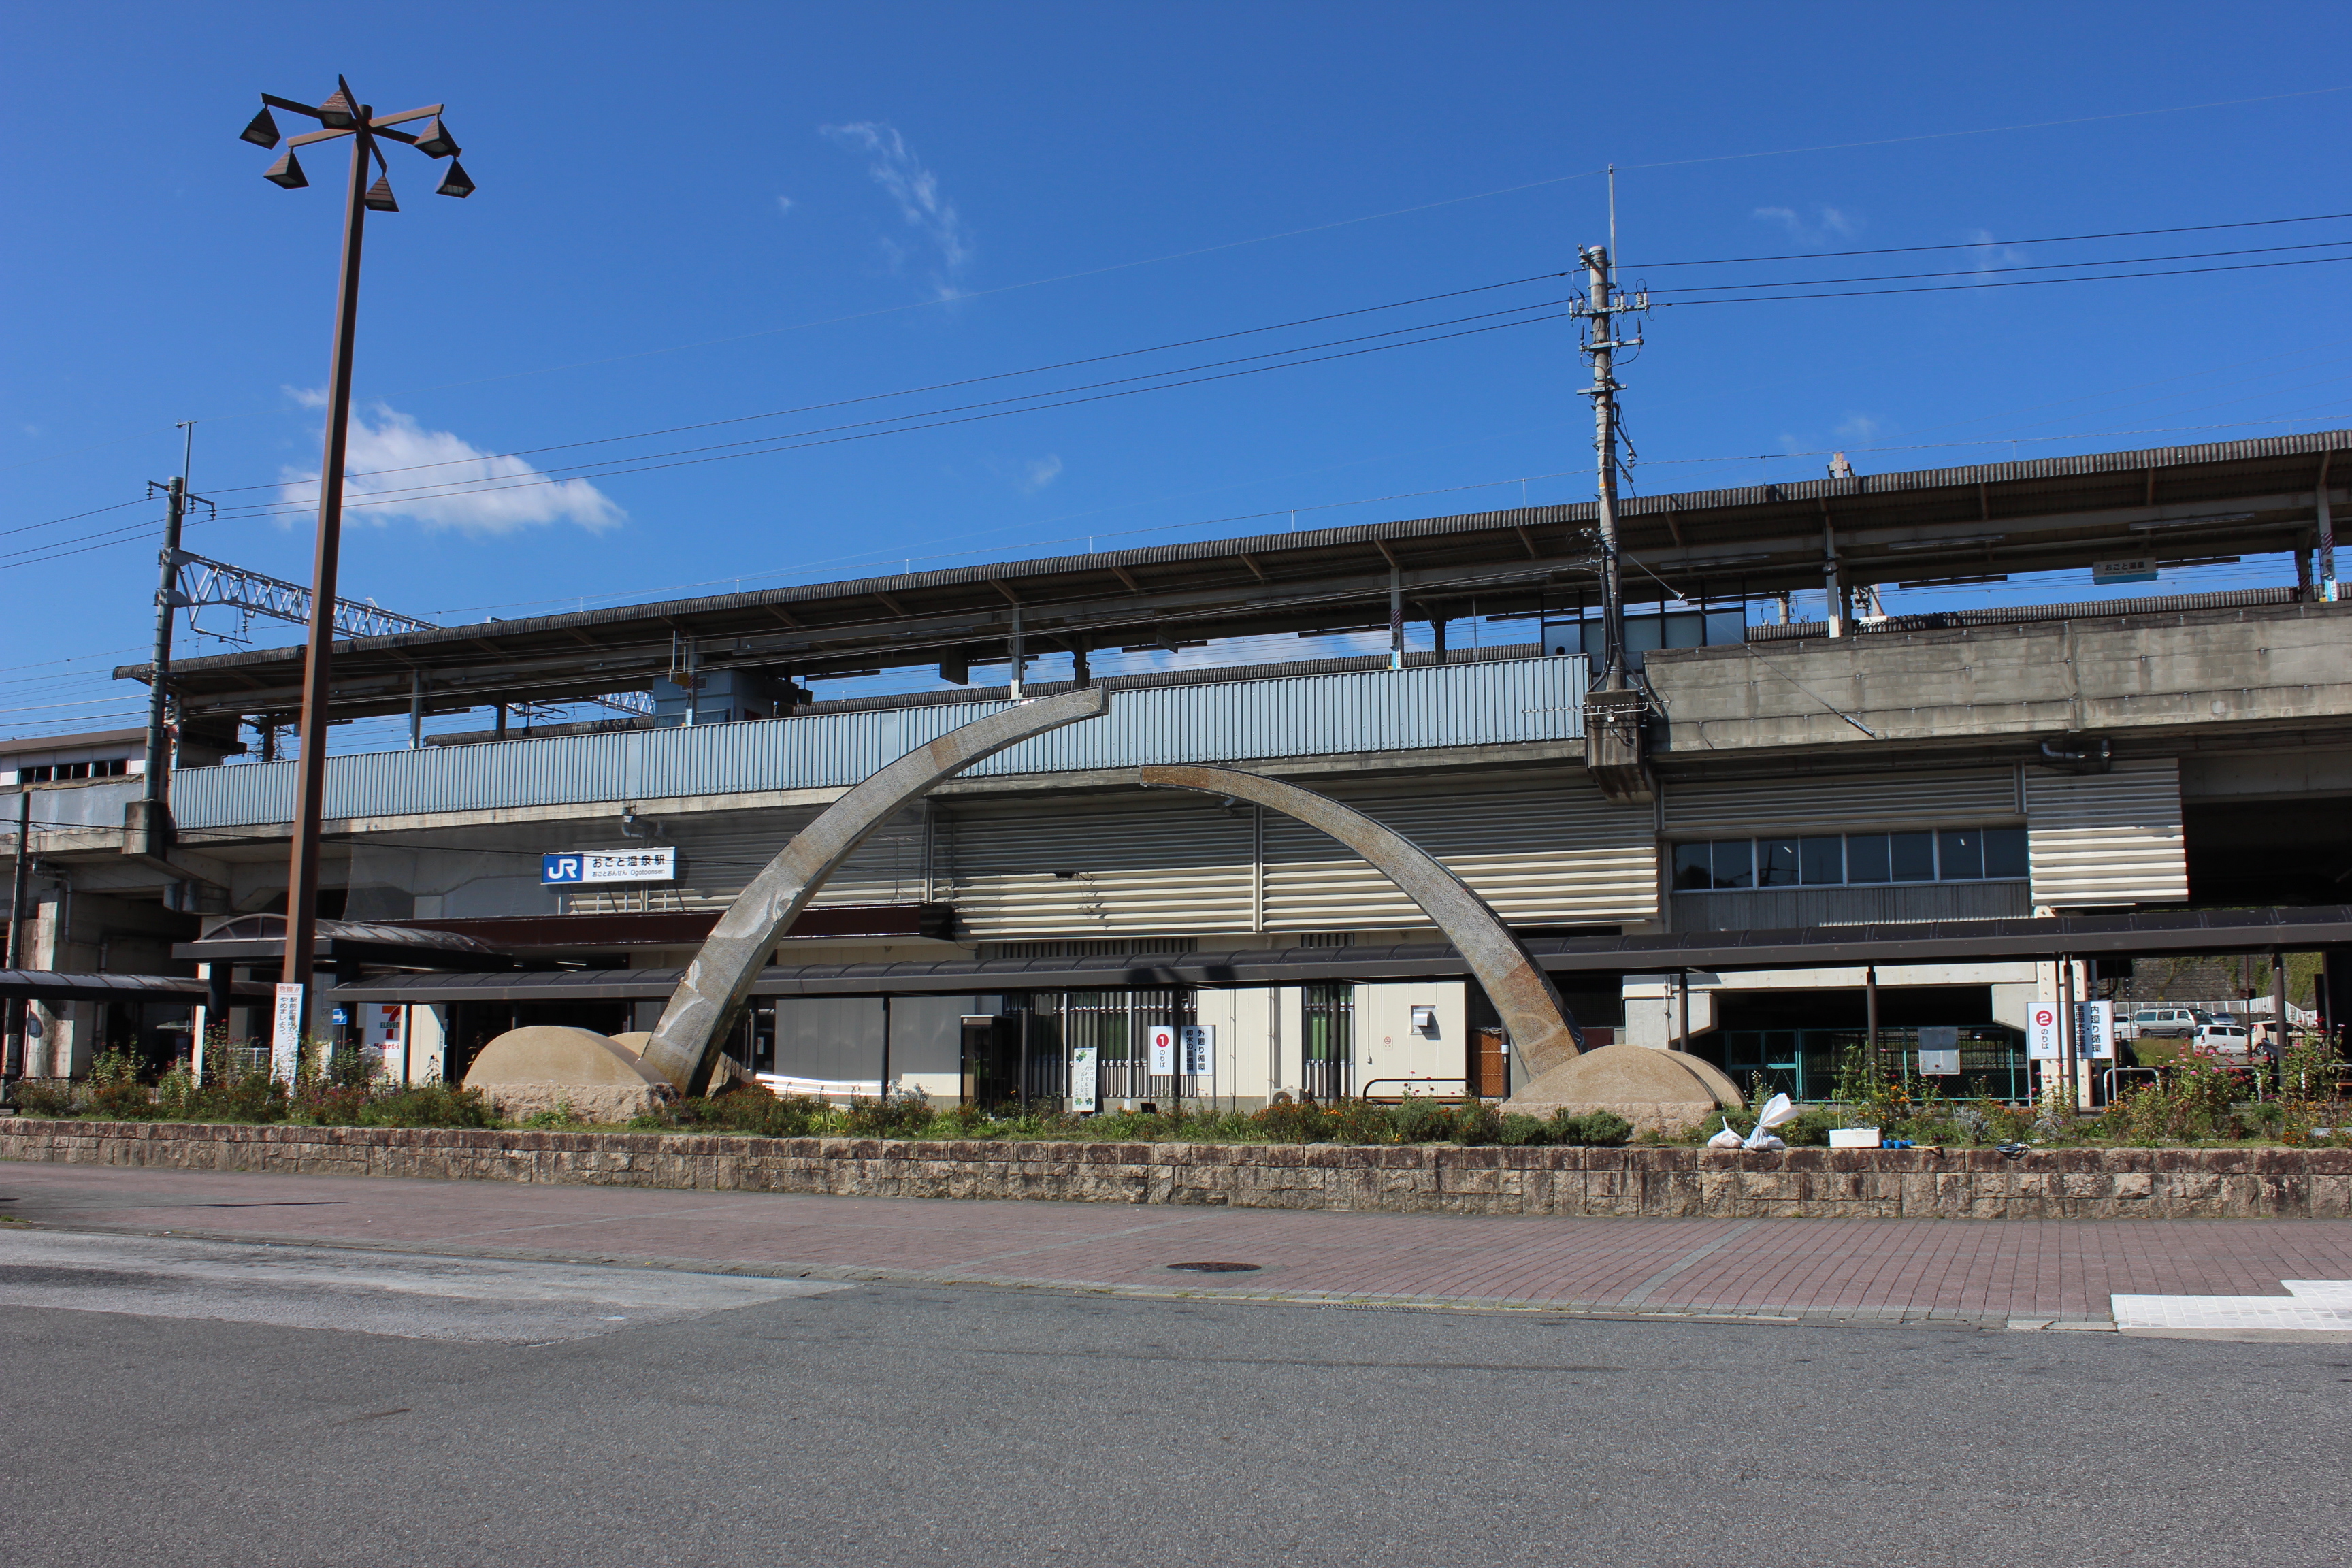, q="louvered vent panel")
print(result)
[2026,758,2187,907]
[1262,777,1654,930]
[1661,769,2019,834]
[939,795,1256,937]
